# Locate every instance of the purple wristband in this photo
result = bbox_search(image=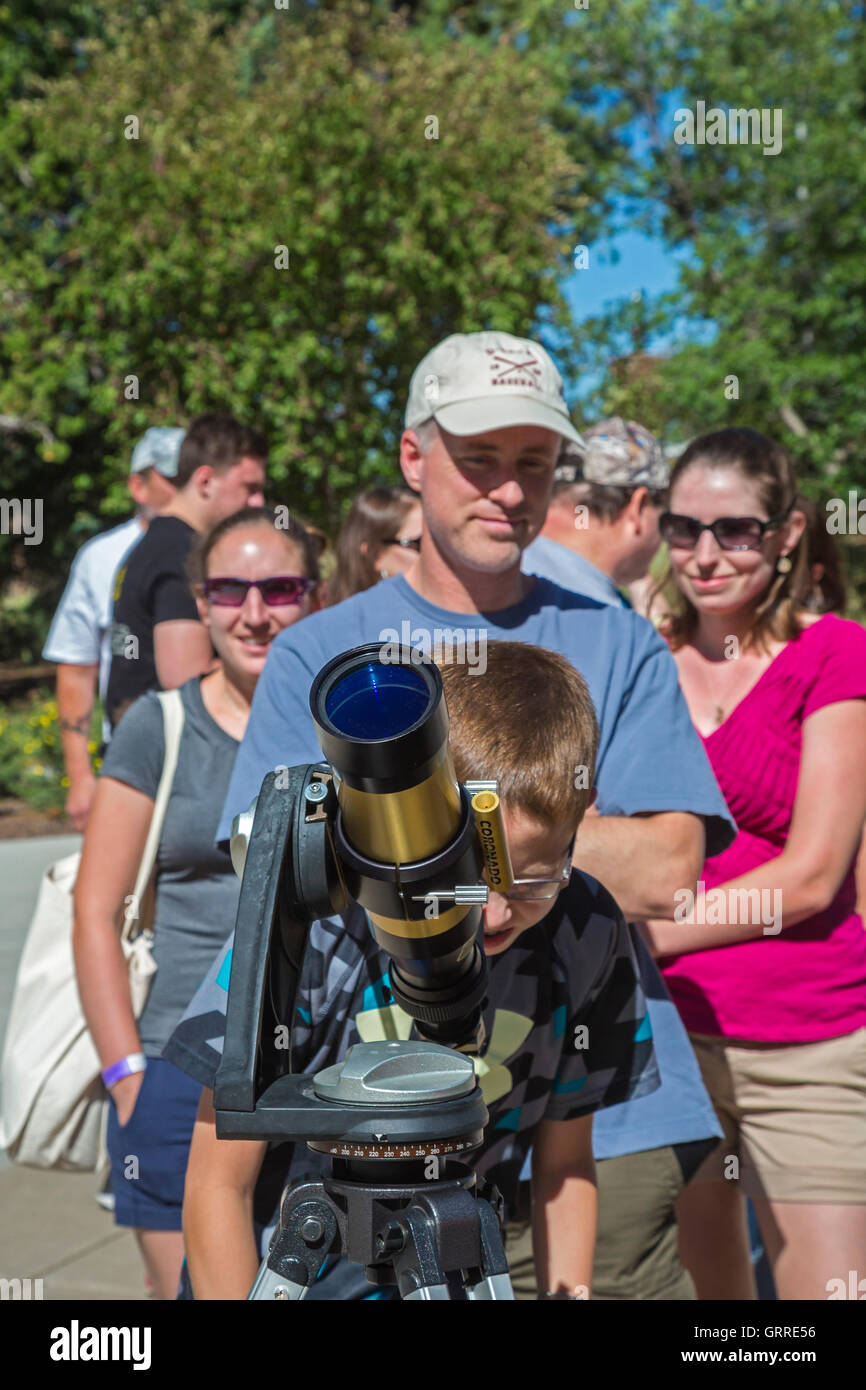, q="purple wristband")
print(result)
[102,1053,147,1088]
